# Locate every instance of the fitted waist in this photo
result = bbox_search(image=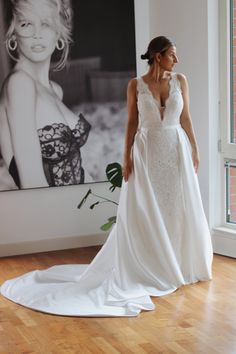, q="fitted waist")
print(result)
[138,123,181,132]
